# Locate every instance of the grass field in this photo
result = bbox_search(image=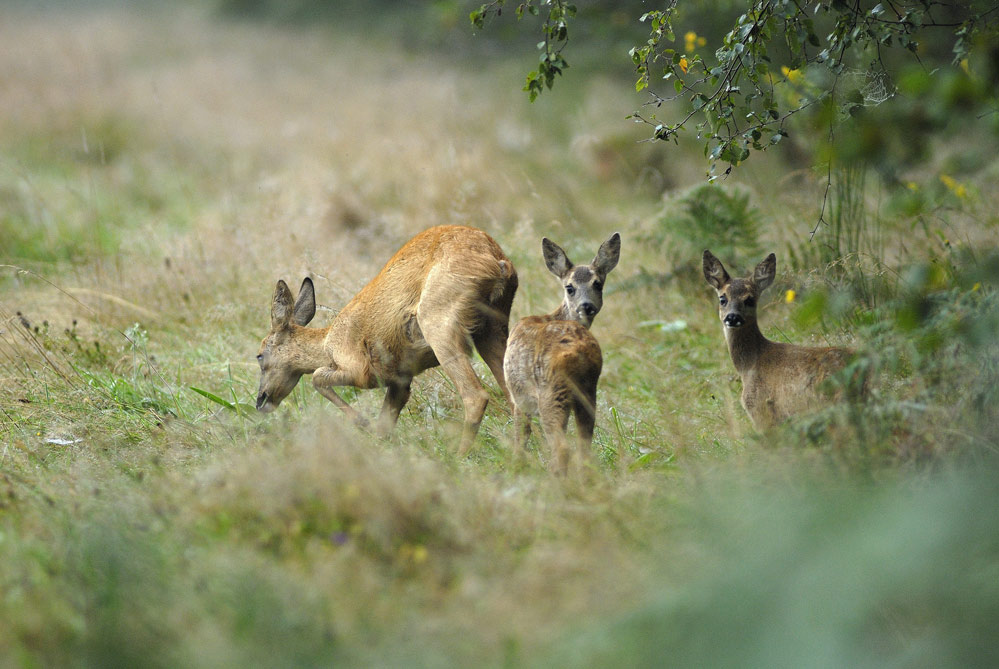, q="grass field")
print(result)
[2,4,998,667]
